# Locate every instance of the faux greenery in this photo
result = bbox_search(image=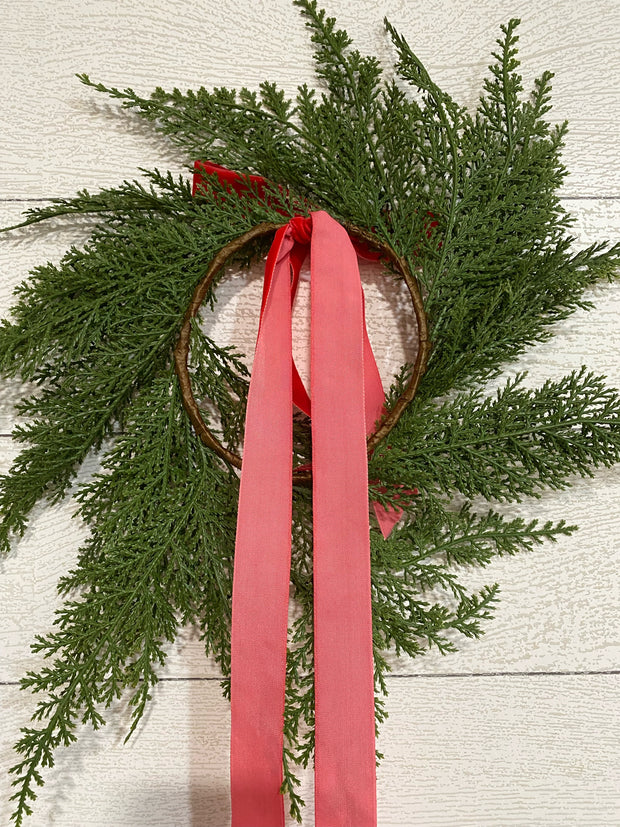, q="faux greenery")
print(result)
[2,1,619,823]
